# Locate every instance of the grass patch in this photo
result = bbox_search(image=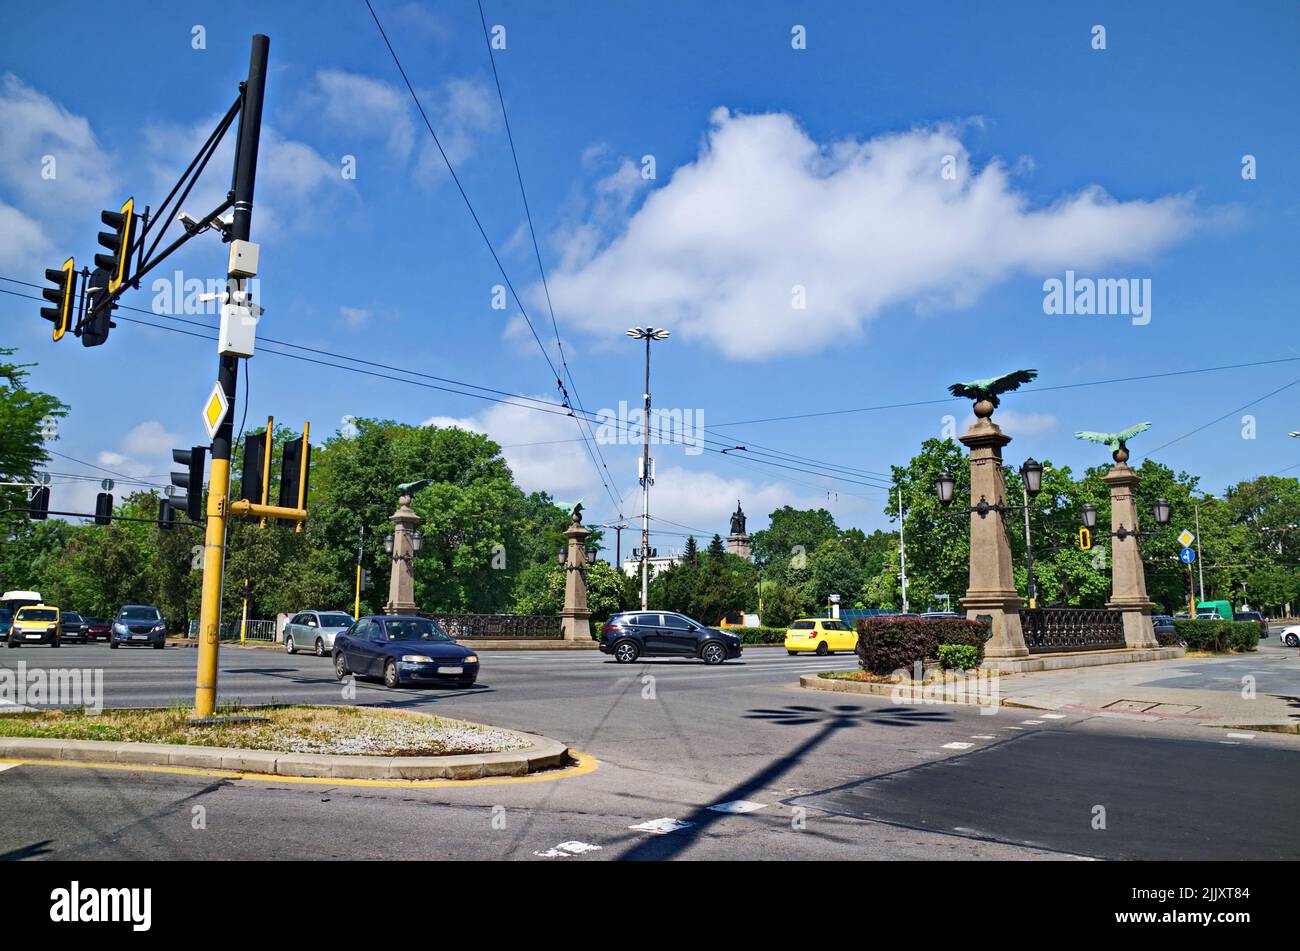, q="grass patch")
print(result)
[0,704,528,757]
